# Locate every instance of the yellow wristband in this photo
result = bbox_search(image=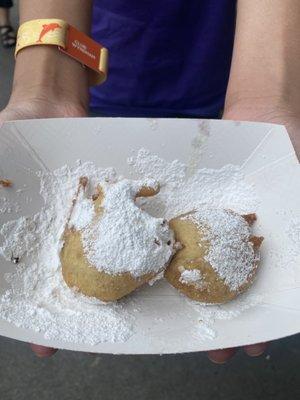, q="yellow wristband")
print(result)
[15,19,108,86]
